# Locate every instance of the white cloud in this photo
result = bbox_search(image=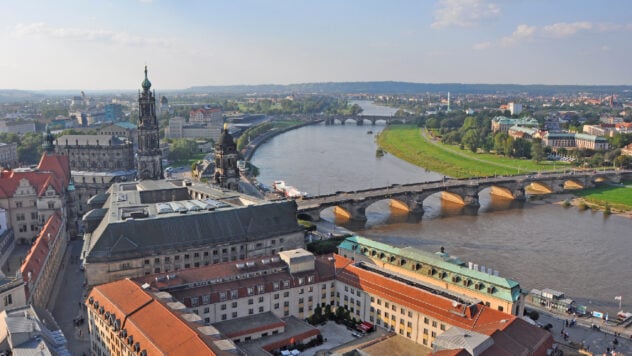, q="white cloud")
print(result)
[500,24,536,46]
[472,41,491,50]
[542,22,592,38]
[9,22,171,47]
[431,0,501,29]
